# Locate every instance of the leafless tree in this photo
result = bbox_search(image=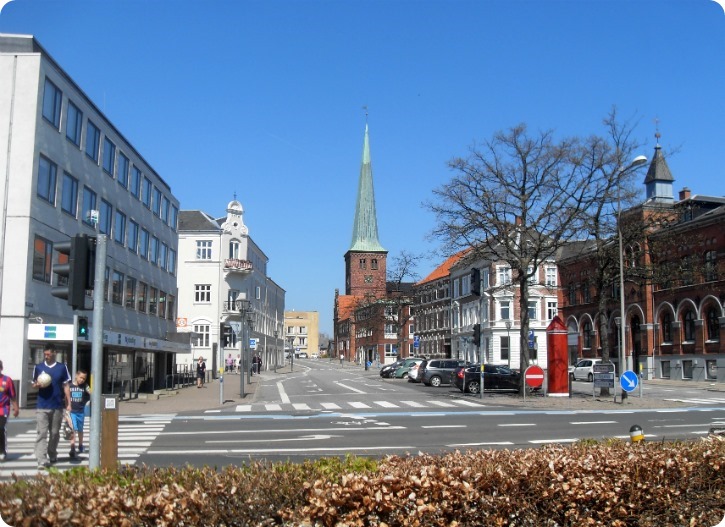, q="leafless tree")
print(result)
[427,113,645,393]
